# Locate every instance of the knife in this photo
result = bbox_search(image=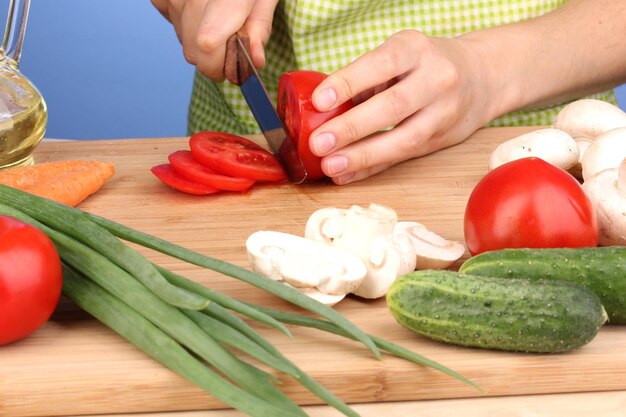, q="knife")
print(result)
[224,31,307,183]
